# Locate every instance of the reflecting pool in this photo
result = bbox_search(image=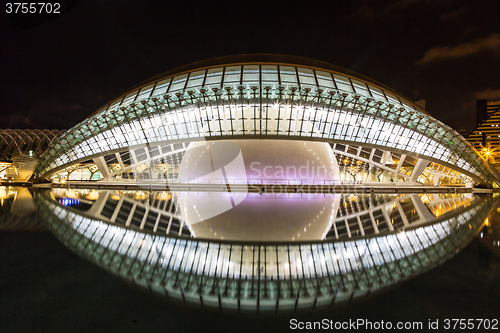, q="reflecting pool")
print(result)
[3,186,492,312]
